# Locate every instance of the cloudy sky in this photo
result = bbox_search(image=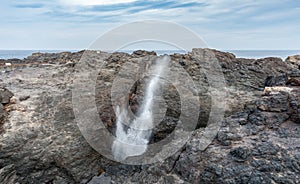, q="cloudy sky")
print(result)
[1,0,300,50]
